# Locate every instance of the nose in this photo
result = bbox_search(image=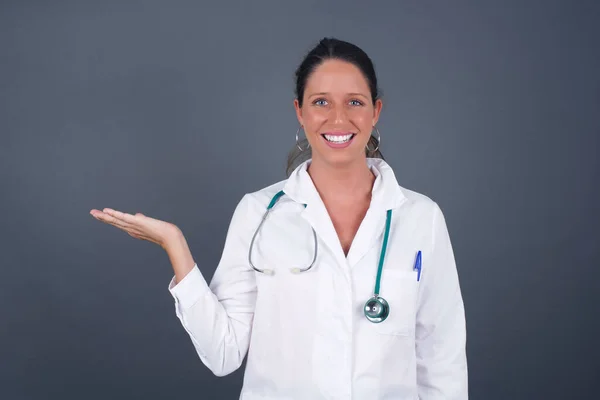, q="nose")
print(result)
[331,103,349,124]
